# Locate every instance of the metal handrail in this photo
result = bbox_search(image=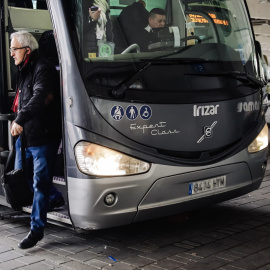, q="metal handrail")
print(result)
[0,113,15,121]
